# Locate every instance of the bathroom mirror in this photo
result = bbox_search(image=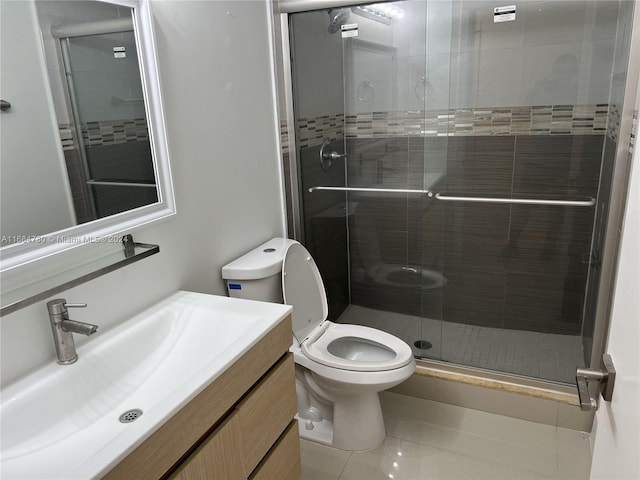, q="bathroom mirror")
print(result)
[0,0,174,273]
